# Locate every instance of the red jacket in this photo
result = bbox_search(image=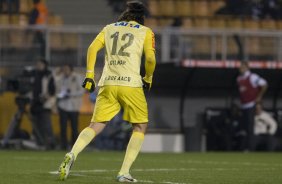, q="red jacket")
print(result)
[237,74,259,105]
